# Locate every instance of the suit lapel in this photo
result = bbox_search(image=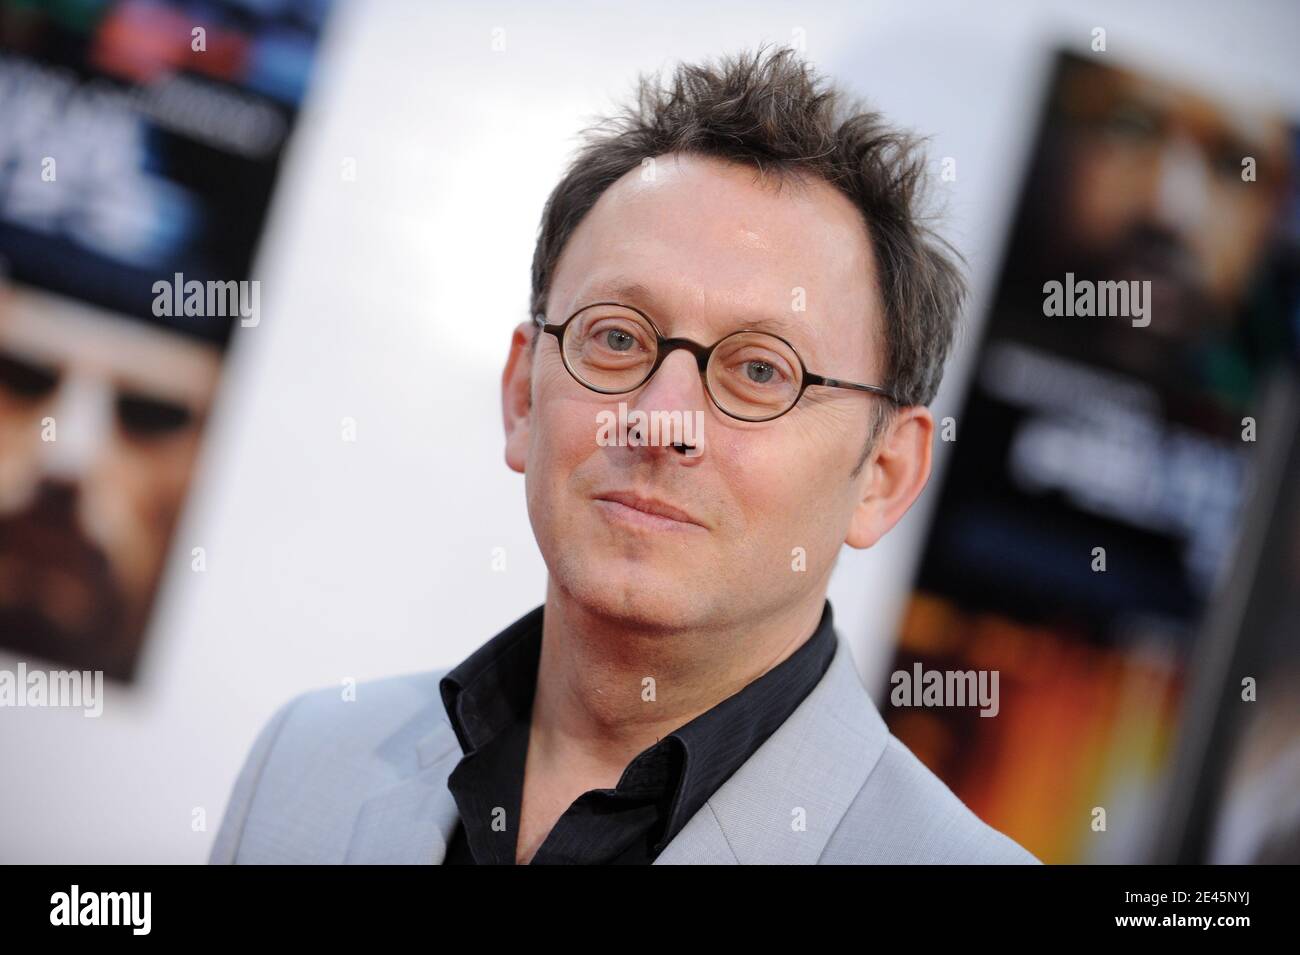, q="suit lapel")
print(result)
[654,635,889,865]
[346,632,889,865]
[345,719,464,864]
